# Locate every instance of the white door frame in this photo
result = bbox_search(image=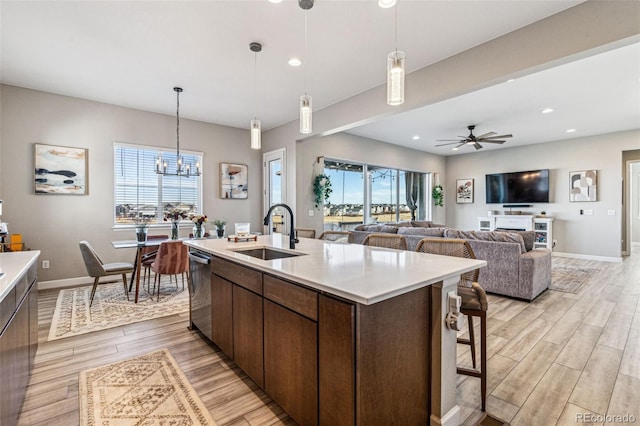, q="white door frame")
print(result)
[263,148,286,234]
